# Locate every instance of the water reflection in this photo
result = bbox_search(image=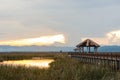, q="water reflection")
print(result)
[1,59,54,68]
